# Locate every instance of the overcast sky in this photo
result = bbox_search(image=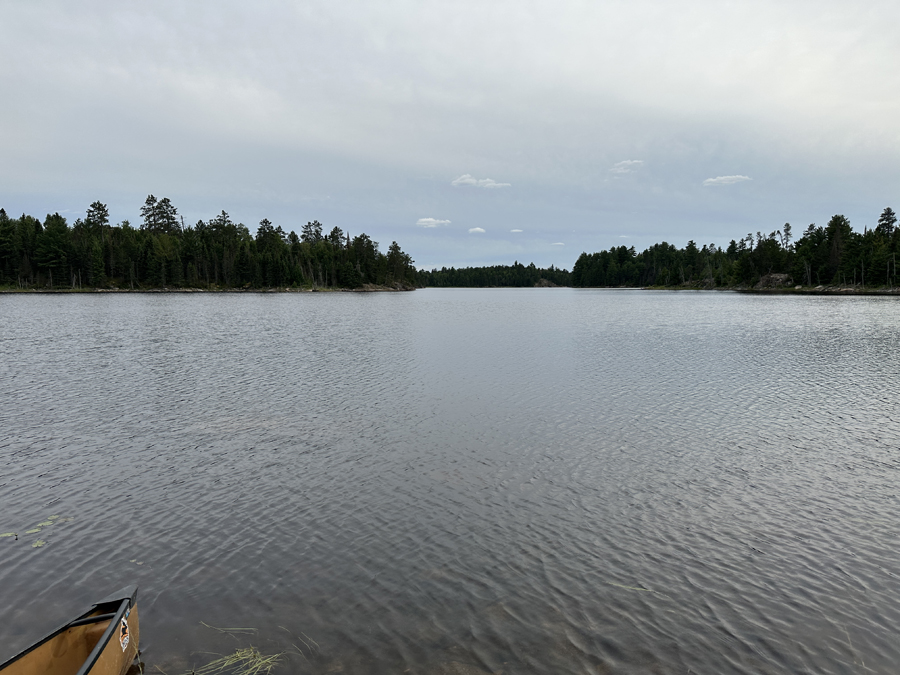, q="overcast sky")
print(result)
[2,1,898,269]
